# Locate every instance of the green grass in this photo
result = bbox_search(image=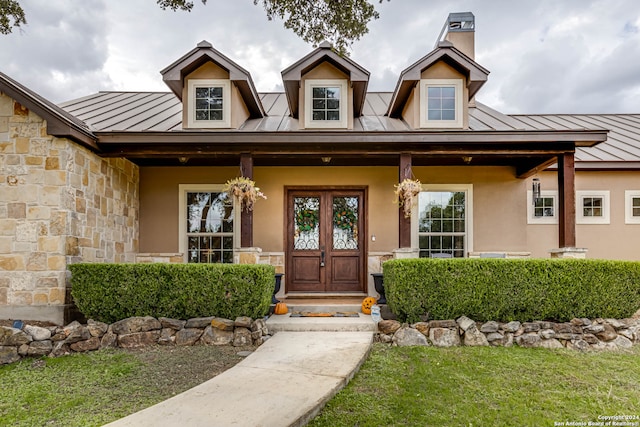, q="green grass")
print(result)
[0,346,248,426]
[310,344,640,427]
